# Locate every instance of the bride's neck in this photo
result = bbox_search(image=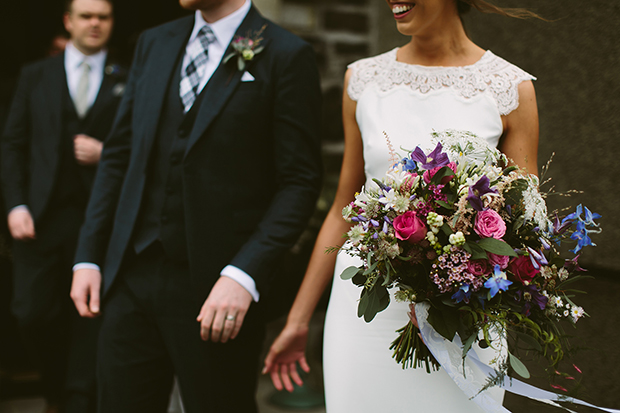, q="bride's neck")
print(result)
[398,24,484,67]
